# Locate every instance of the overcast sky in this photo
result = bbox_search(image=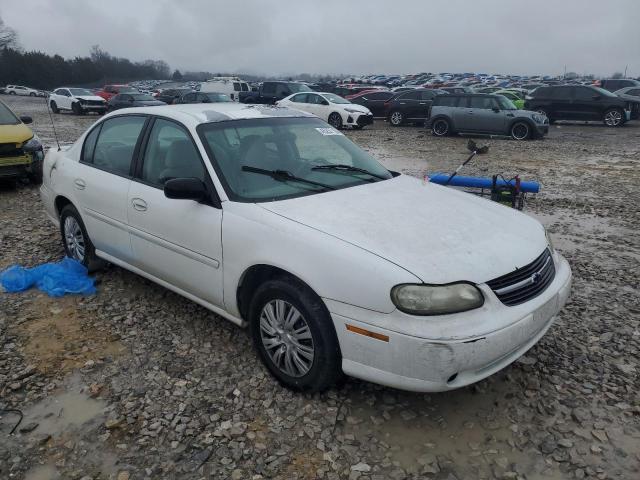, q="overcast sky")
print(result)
[2,0,639,77]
